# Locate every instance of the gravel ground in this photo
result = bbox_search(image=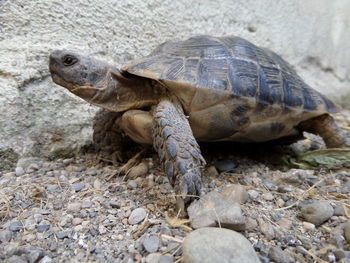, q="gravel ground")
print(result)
[1,111,350,263]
